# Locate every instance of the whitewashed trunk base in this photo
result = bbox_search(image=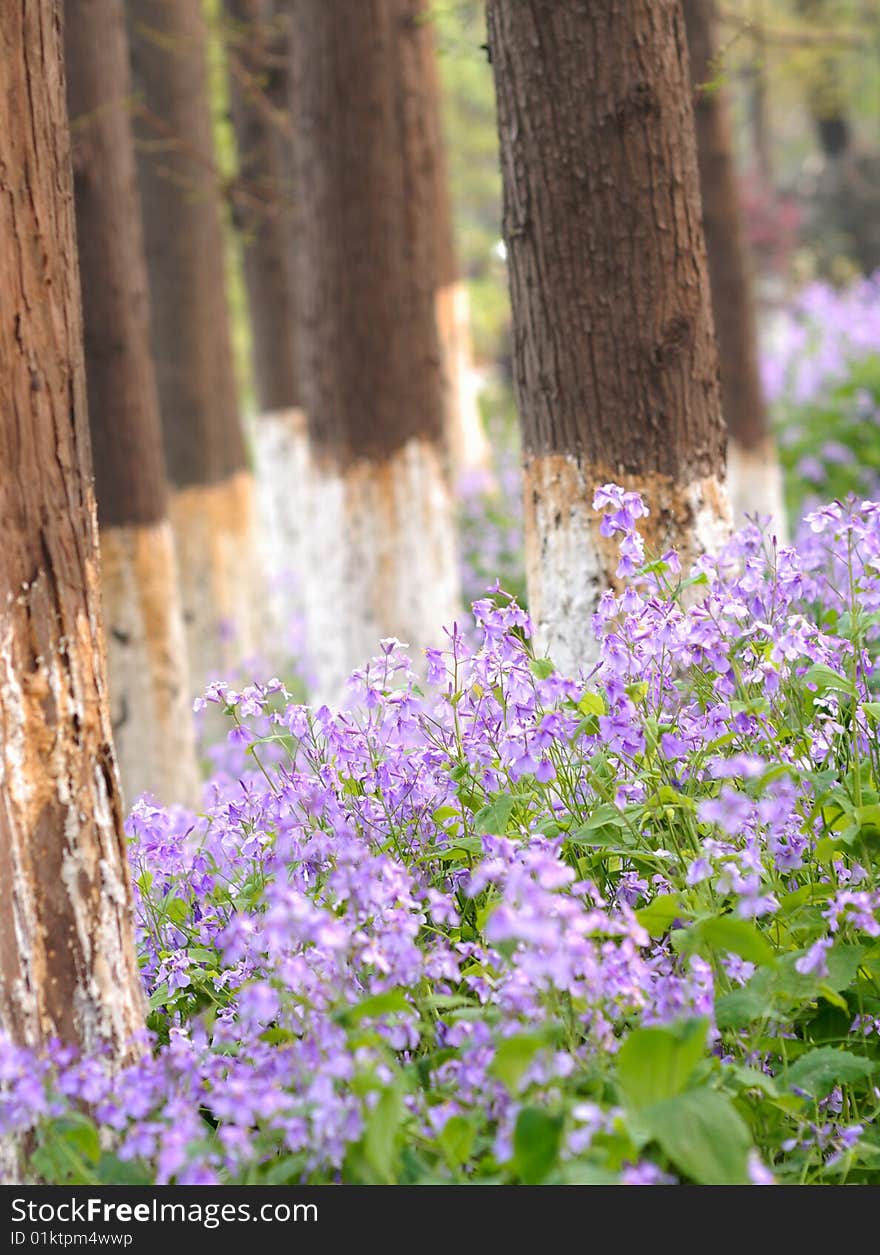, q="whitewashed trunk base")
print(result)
[524,454,732,677]
[436,282,493,481]
[305,440,461,703]
[251,408,310,670]
[169,472,266,695]
[100,521,201,808]
[726,437,789,545]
